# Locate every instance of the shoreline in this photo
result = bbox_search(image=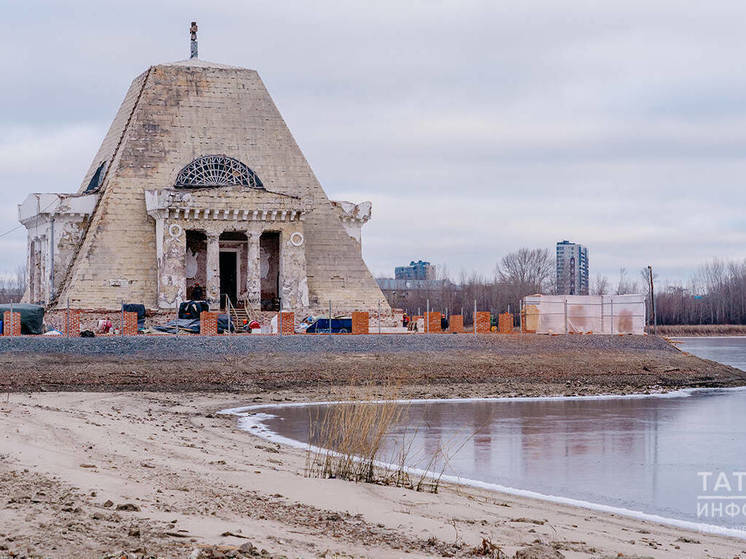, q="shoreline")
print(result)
[1,390,744,558]
[225,387,746,543]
